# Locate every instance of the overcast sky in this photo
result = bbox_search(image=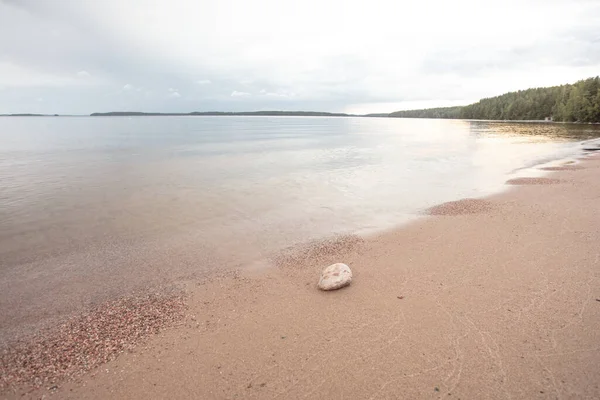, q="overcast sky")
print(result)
[1,0,599,114]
